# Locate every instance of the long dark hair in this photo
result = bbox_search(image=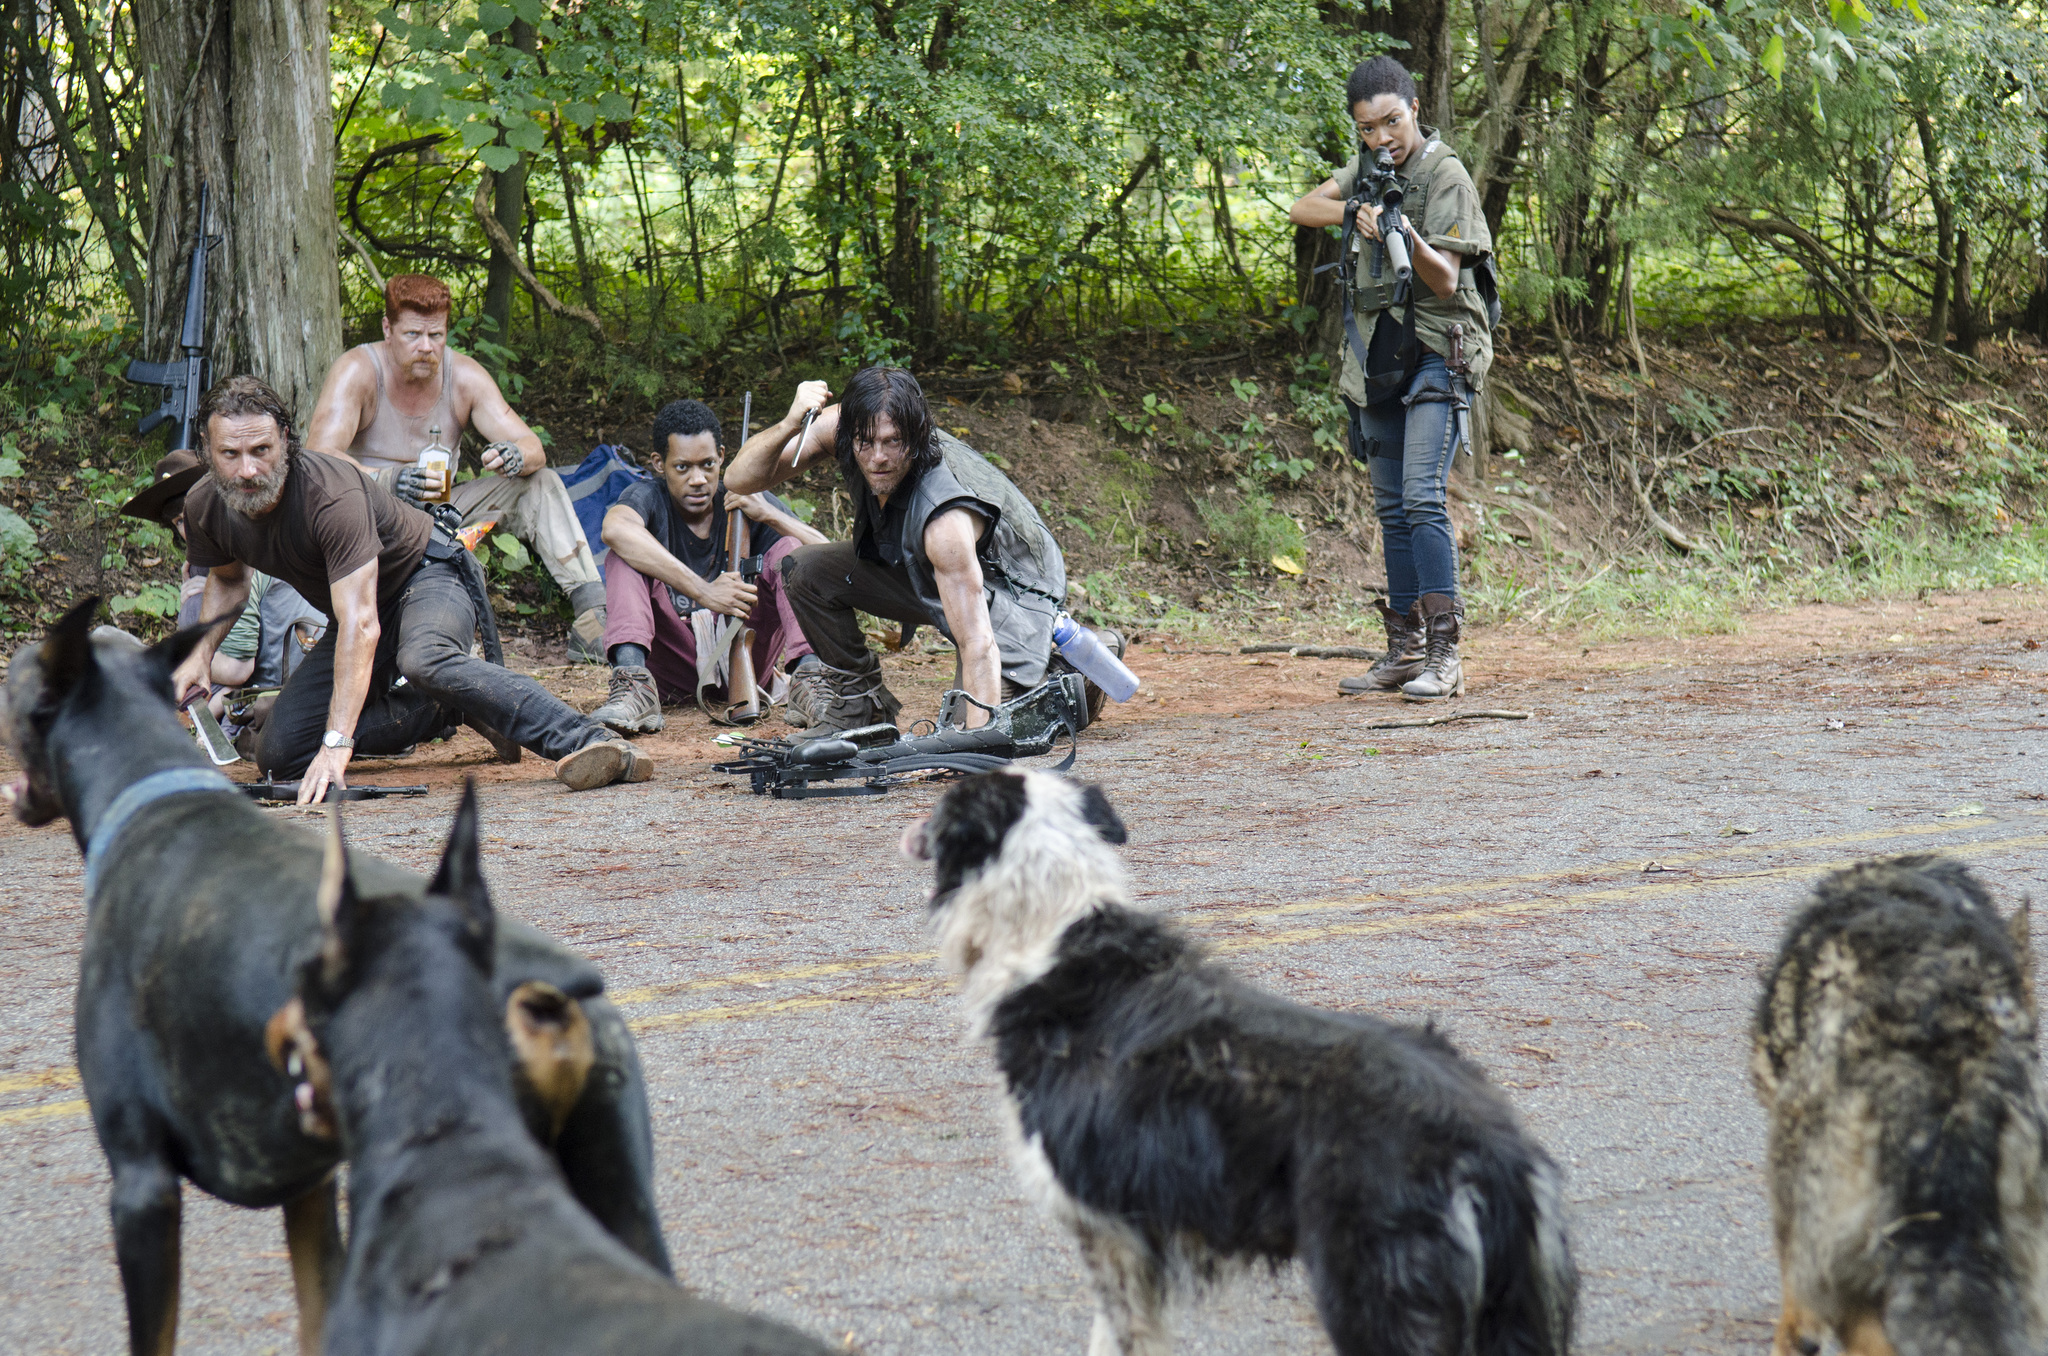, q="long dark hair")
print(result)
[834,366,939,478]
